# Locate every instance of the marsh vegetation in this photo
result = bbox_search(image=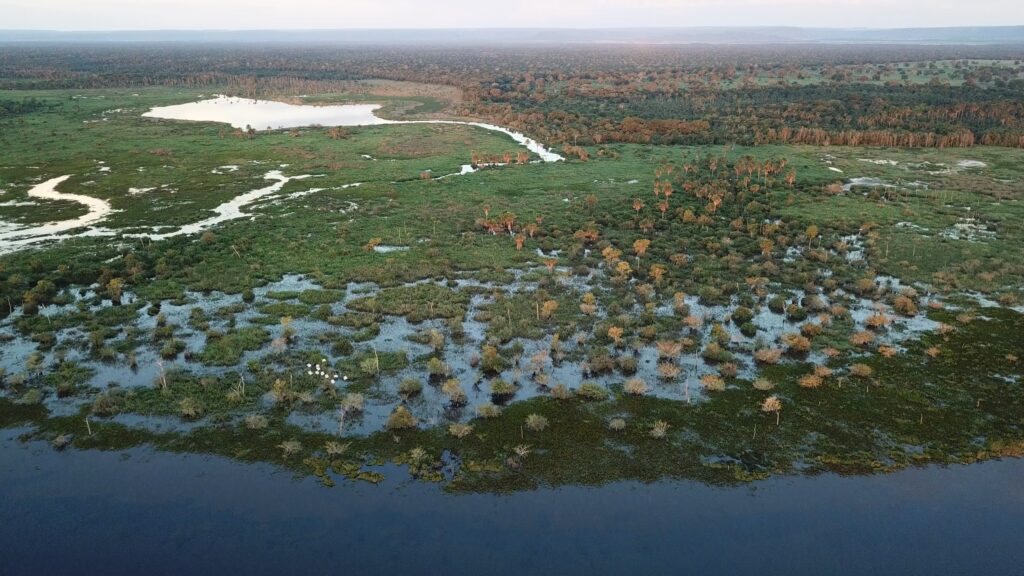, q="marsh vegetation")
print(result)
[0,44,1021,493]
